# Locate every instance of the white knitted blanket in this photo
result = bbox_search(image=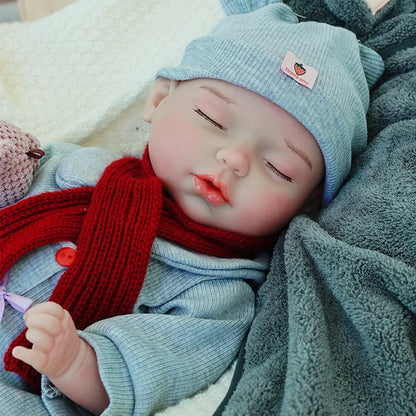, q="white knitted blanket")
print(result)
[0,1,233,414]
[0,0,223,153]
